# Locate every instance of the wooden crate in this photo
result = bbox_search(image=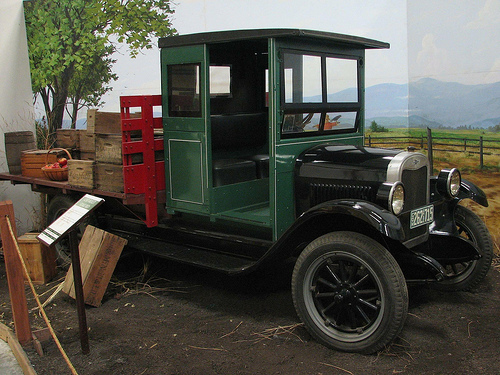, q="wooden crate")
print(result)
[79,131,95,152]
[62,226,127,307]
[68,160,95,188]
[95,163,123,192]
[79,151,96,160]
[96,134,122,164]
[56,129,81,149]
[17,233,57,285]
[87,109,121,134]
[87,109,141,134]
[21,150,59,178]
